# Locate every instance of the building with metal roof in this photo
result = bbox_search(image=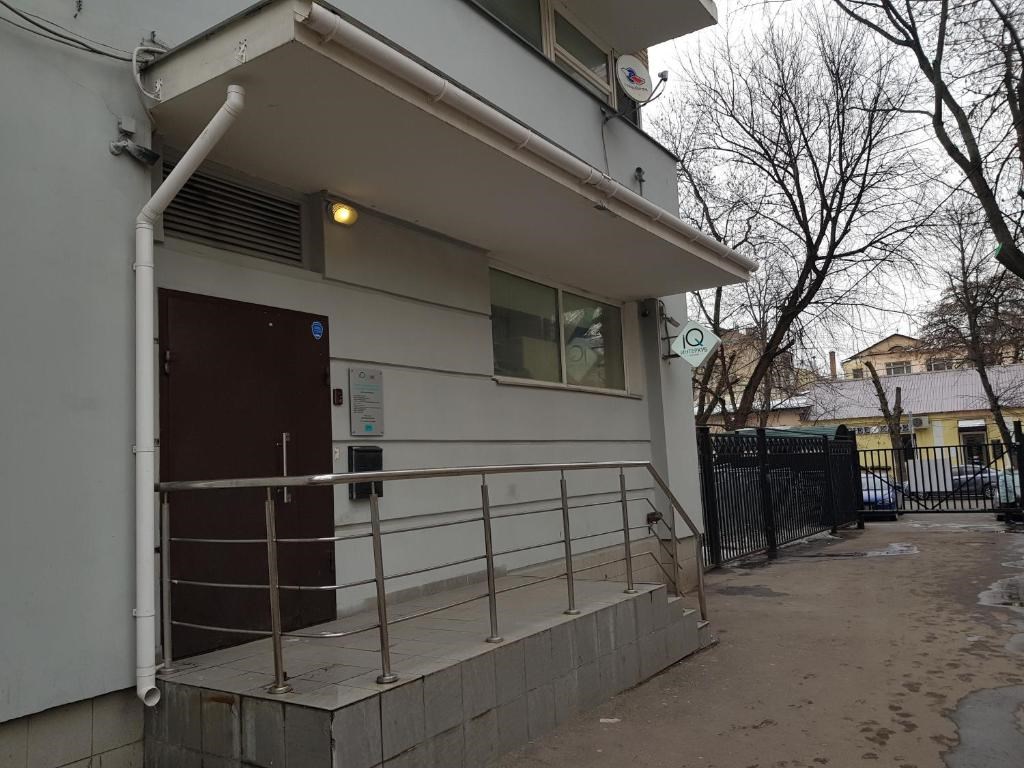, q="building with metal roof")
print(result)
[806,364,1024,450]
